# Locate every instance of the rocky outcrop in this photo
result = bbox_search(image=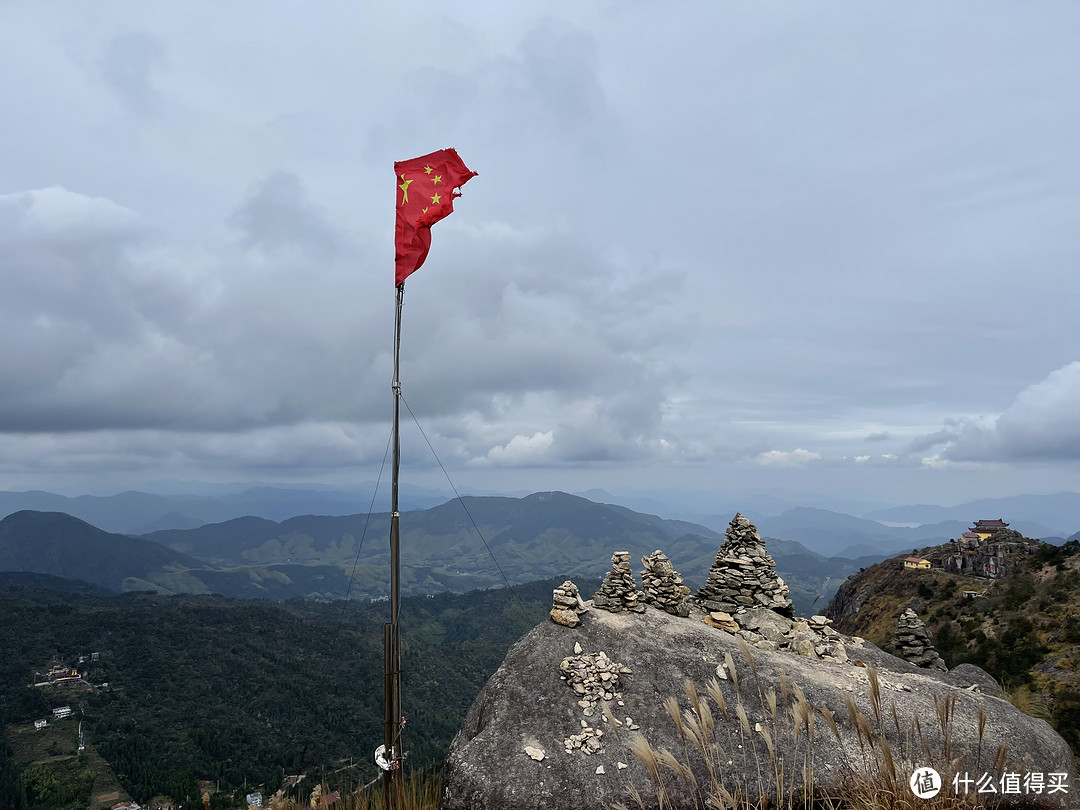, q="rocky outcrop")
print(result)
[893,608,947,672]
[696,513,793,617]
[591,552,645,614]
[638,550,691,617]
[941,530,1039,579]
[823,570,872,626]
[442,607,1078,810]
